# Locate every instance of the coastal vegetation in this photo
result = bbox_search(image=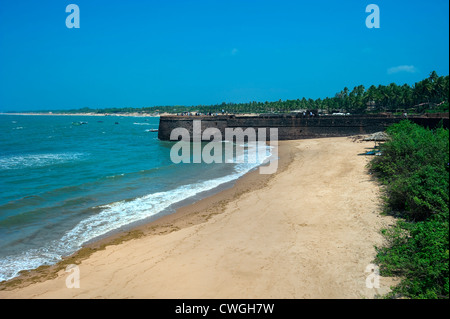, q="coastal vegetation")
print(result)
[15,72,449,116]
[369,120,449,299]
